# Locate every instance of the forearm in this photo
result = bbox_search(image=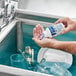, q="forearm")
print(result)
[55,41,76,54]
